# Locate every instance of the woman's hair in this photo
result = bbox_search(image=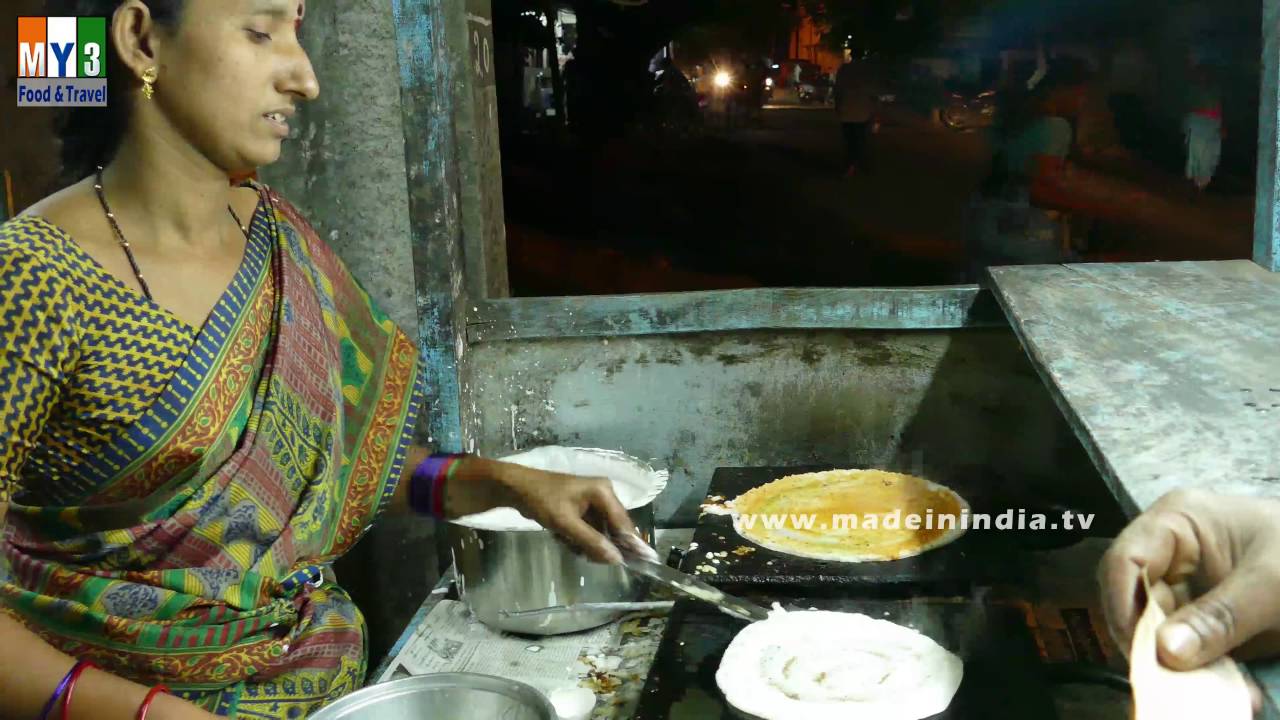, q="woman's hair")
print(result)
[51,0,185,184]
